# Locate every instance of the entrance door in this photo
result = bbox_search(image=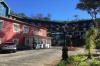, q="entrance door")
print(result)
[25,38,29,46]
[25,37,33,49]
